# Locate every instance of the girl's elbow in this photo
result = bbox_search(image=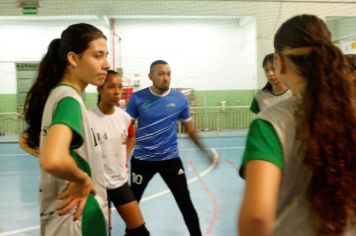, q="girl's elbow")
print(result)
[40,158,55,173]
[239,213,274,236]
[40,153,61,173]
[245,215,271,226]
